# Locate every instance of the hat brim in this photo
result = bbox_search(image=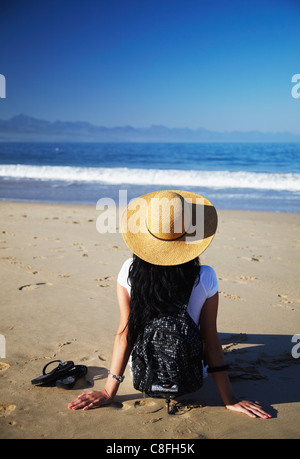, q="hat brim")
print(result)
[120,190,218,266]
